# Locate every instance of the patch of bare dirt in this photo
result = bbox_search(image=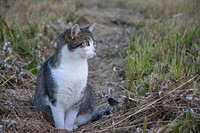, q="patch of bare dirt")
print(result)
[0,1,134,132]
[1,0,200,132]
